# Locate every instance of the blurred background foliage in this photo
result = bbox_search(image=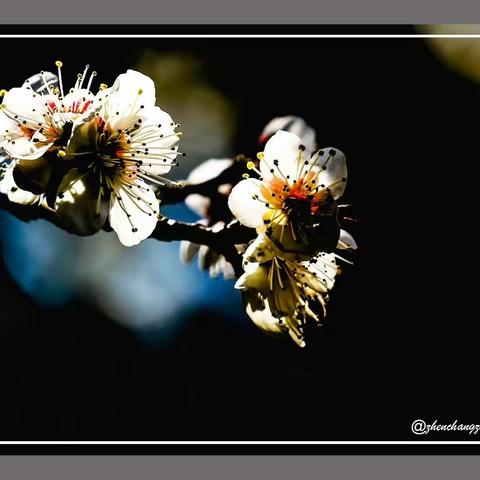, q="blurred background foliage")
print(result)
[136,49,237,177]
[420,25,480,84]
